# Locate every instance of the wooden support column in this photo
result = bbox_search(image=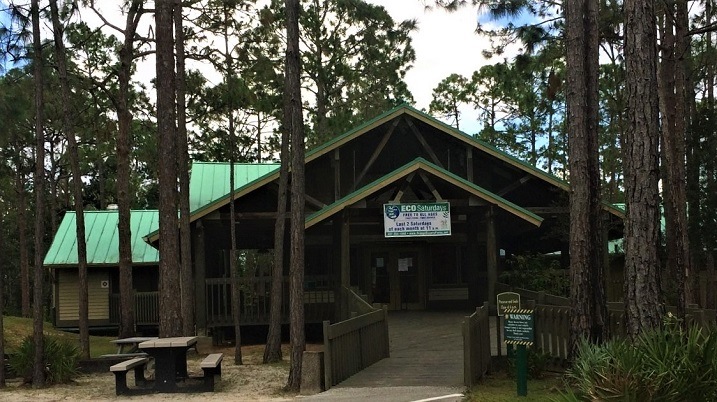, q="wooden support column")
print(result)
[341,210,351,289]
[466,145,474,182]
[334,210,351,320]
[333,149,340,201]
[486,206,498,313]
[193,220,207,335]
[466,211,480,307]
